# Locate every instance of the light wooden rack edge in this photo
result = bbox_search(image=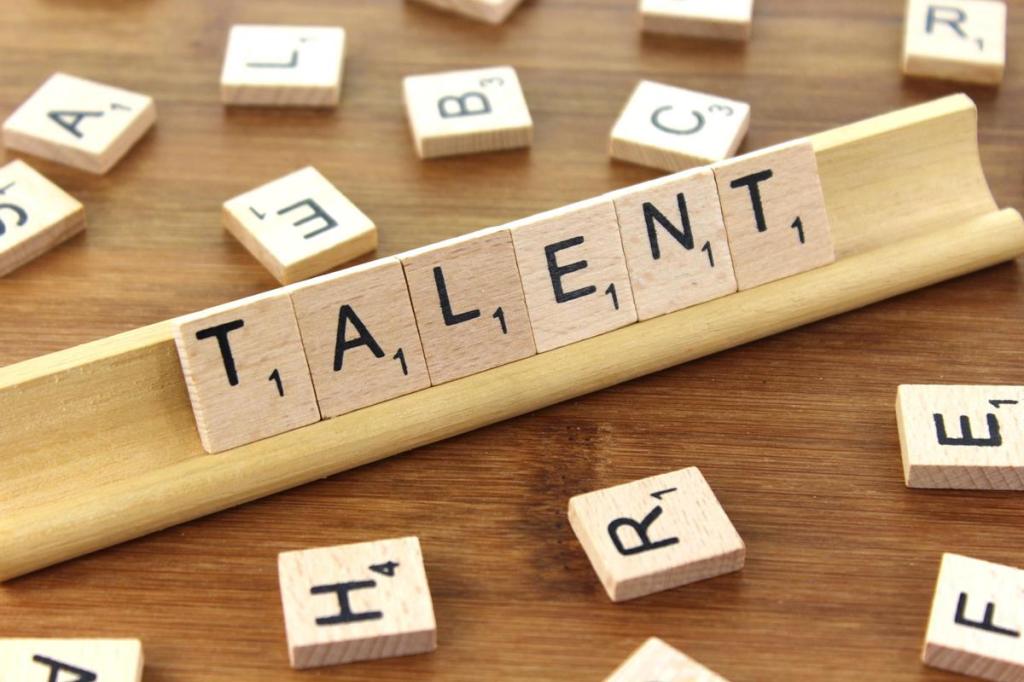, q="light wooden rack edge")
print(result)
[0,94,1021,581]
